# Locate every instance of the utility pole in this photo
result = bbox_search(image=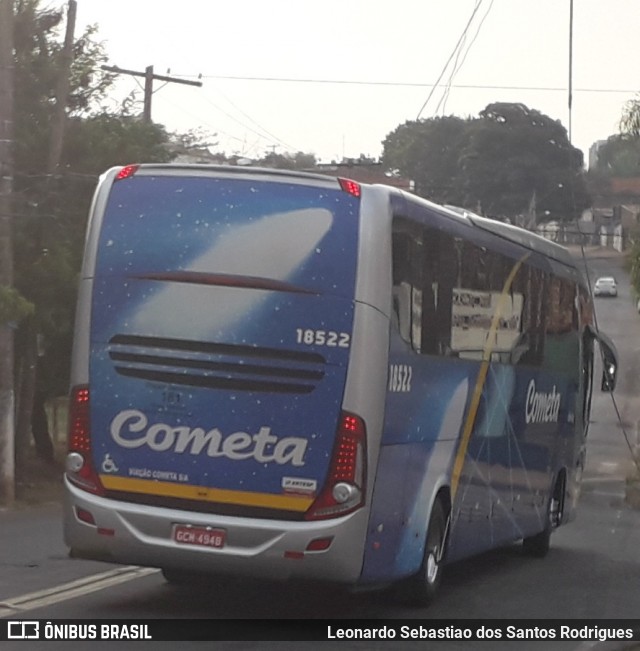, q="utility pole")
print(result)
[101,65,202,122]
[0,0,15,506]
[568,0,574,143]
[48,0,76,173]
